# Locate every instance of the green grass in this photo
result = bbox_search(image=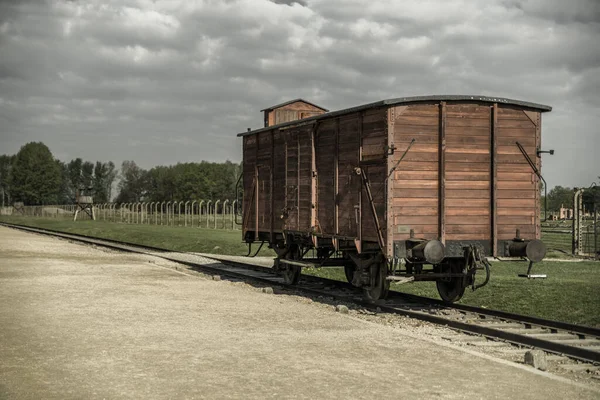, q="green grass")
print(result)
[304,263,600,327]
[0,216,275,257]
[2,216,599,327]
